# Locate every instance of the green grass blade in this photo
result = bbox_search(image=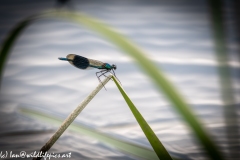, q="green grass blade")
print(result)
[19,107,159,160]
[112,76,172,160]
